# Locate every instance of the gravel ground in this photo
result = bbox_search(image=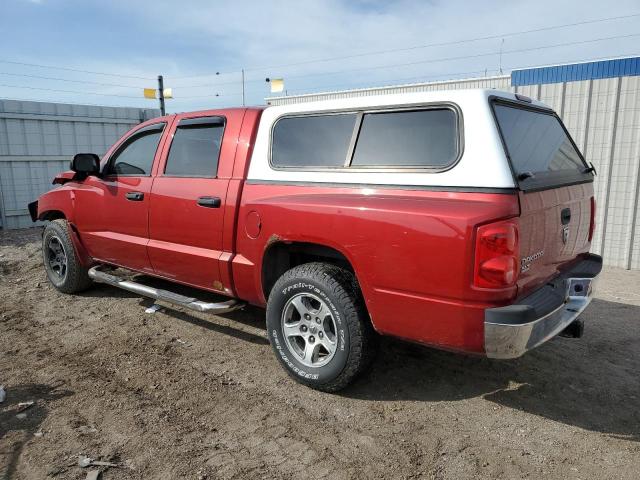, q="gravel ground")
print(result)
[0,227,639,479]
